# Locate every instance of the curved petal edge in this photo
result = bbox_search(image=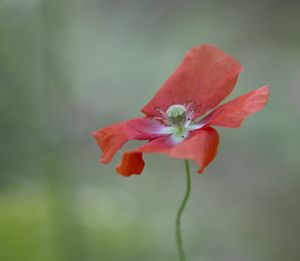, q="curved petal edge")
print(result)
[92,117,163,164]
[116,127,220,176]
[203,85,269,128]
[142,44,243,118]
